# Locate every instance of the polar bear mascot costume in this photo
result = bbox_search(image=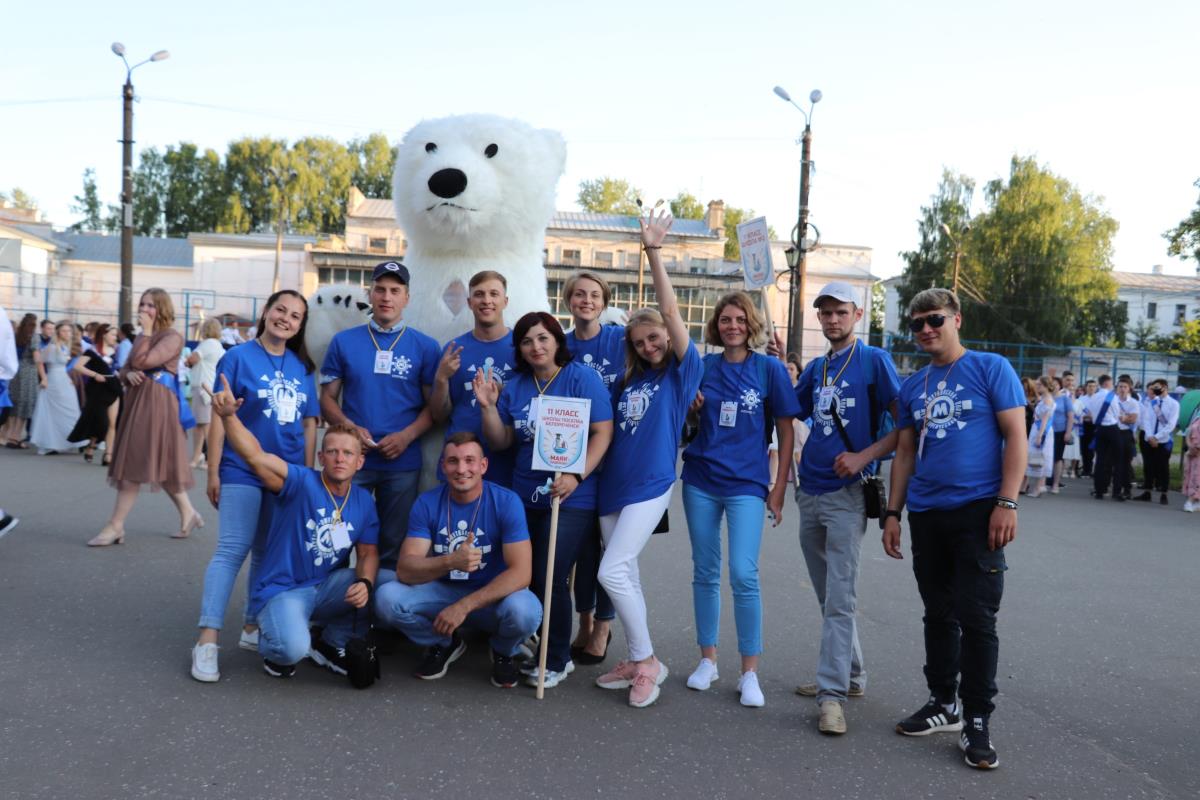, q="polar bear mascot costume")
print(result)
[305,284,370,383]
[392,113,566,488]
